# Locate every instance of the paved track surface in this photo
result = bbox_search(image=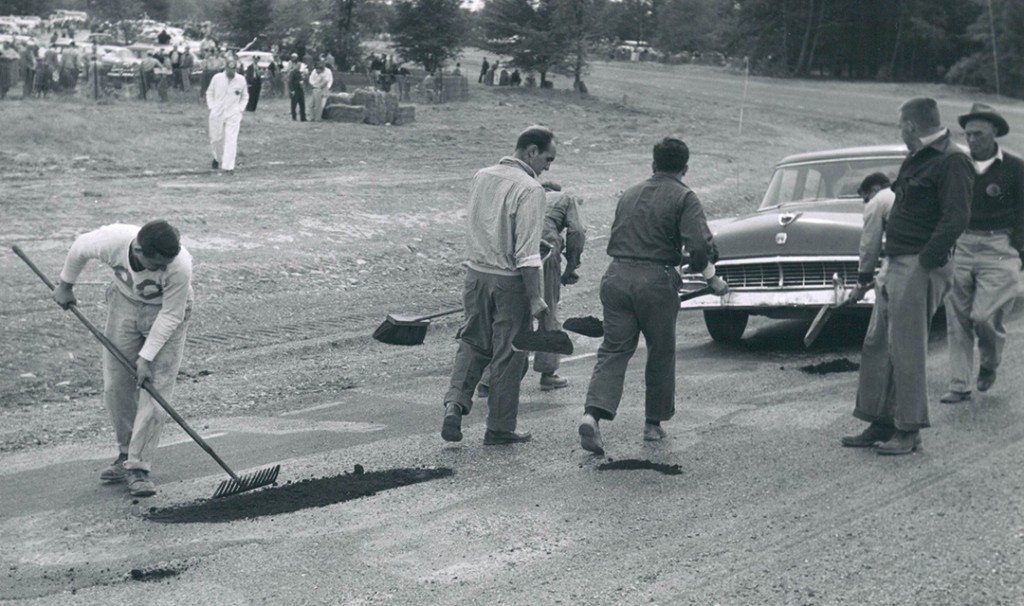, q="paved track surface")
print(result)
[3,60,1024,604]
